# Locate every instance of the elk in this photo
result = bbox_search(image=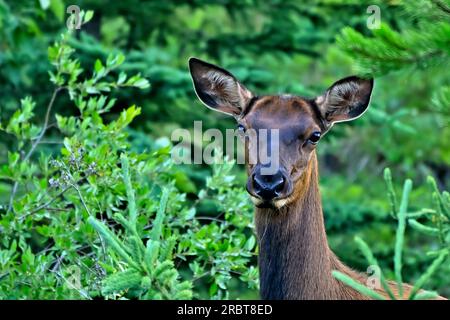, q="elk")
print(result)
[188,58,428,300]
